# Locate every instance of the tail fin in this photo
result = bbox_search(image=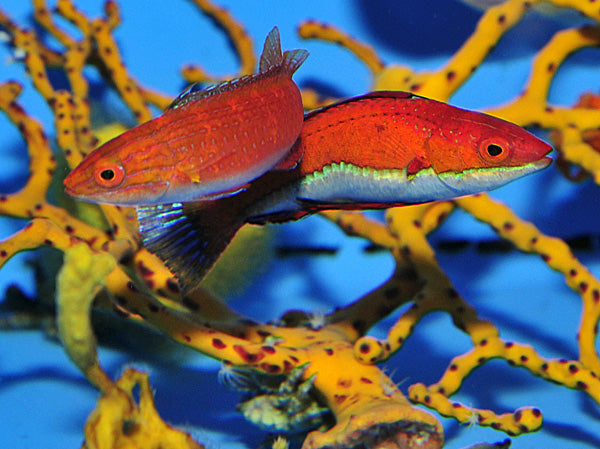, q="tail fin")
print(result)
[259,26,308,74]
[137,202,244,293]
